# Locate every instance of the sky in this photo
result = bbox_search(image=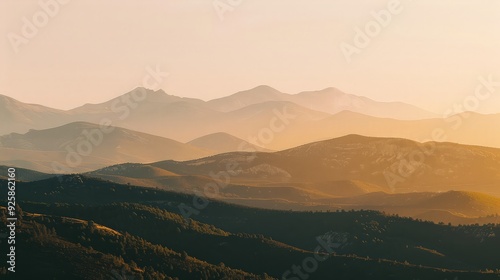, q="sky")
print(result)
[1,0,500,114]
